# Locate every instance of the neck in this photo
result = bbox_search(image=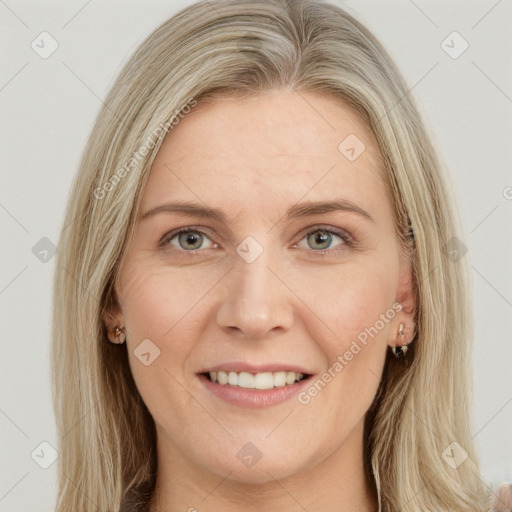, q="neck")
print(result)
[147,421,377,512]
